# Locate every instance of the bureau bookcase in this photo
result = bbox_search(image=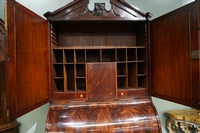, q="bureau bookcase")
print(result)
[3,0,200,124]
